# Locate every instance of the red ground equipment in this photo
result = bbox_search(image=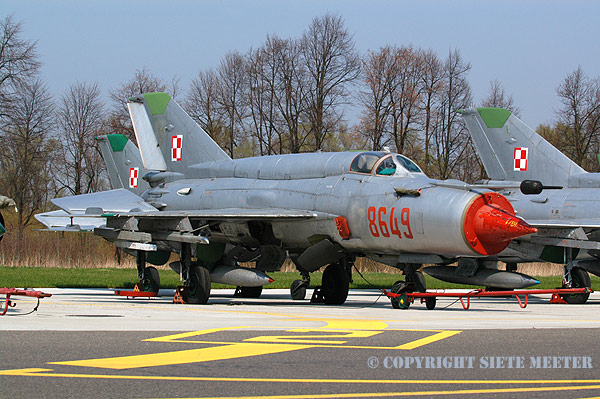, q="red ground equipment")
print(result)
[0,288,52,315]
[382,287,593,310]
